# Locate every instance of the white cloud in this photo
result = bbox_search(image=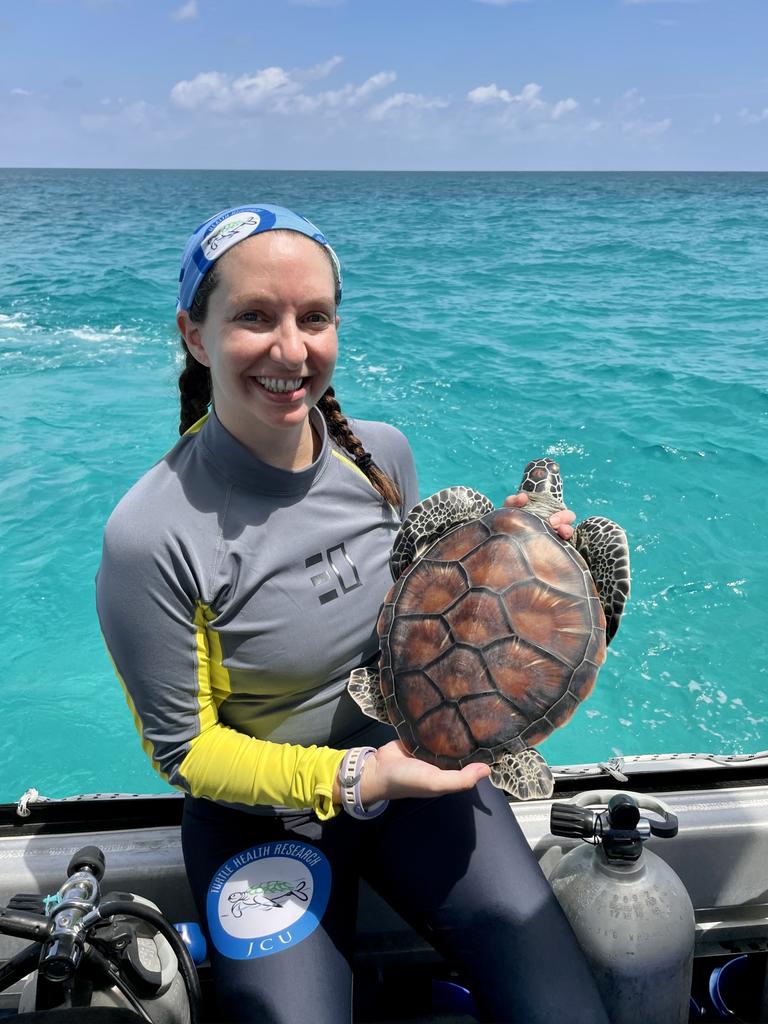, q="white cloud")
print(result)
[467,82,544,109]
[170,67,301,113]
[465,82,592,137]
[619,88,645,114]
[353,71,397,101]
[170,71,239,112]
[171,0,198,20]
[10,88,33,97]
[739,107,768,124]
[301,56,344,81]
[369,92,449,121]
[587,119,604,132]
[170,62,397,117]
[712,112,722,125]
[552,97,578,120]
[287,74,395,114]
[232,68,297,109]
[467,84,511,104]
